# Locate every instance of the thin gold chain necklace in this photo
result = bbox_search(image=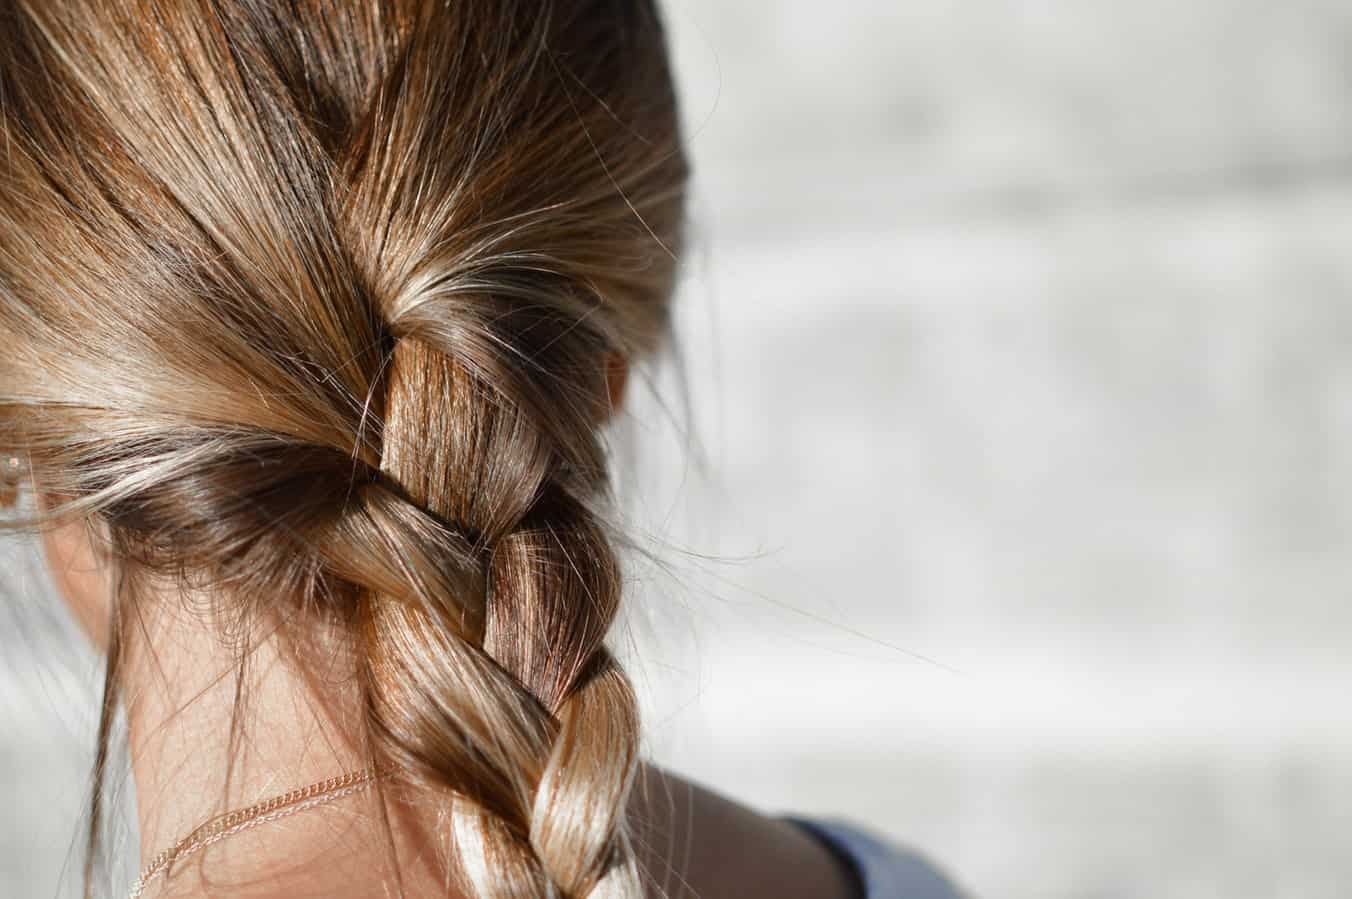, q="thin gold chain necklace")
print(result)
[128,767,385,899]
